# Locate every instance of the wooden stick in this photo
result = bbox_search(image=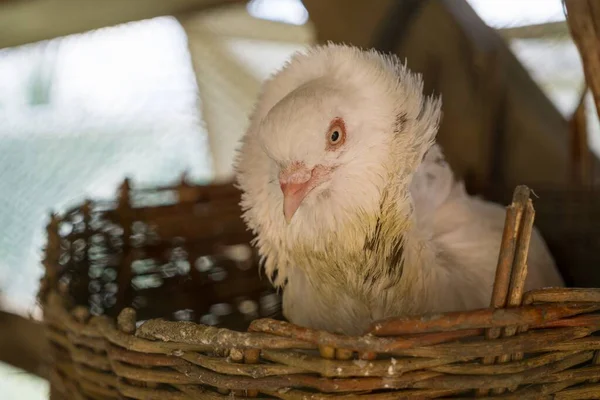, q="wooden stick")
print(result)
[368,303,598,336]
[244,349,260,397]
[251,318,482,352]
[493,199,536,394]
[478,185,530,396]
